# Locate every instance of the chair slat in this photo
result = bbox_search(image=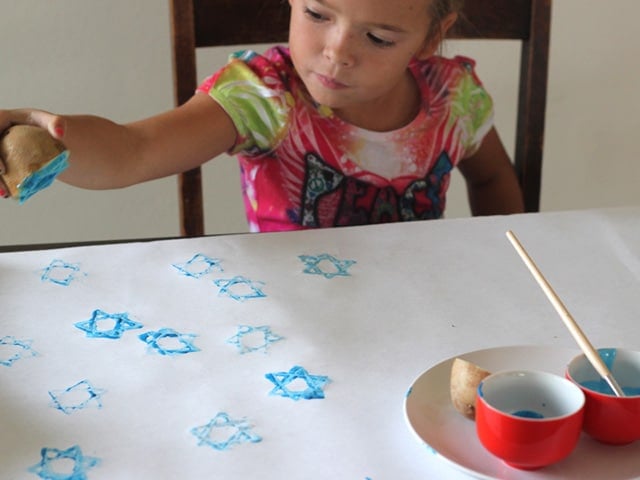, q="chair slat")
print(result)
[453,0,532,39]
[194,0,289,47]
